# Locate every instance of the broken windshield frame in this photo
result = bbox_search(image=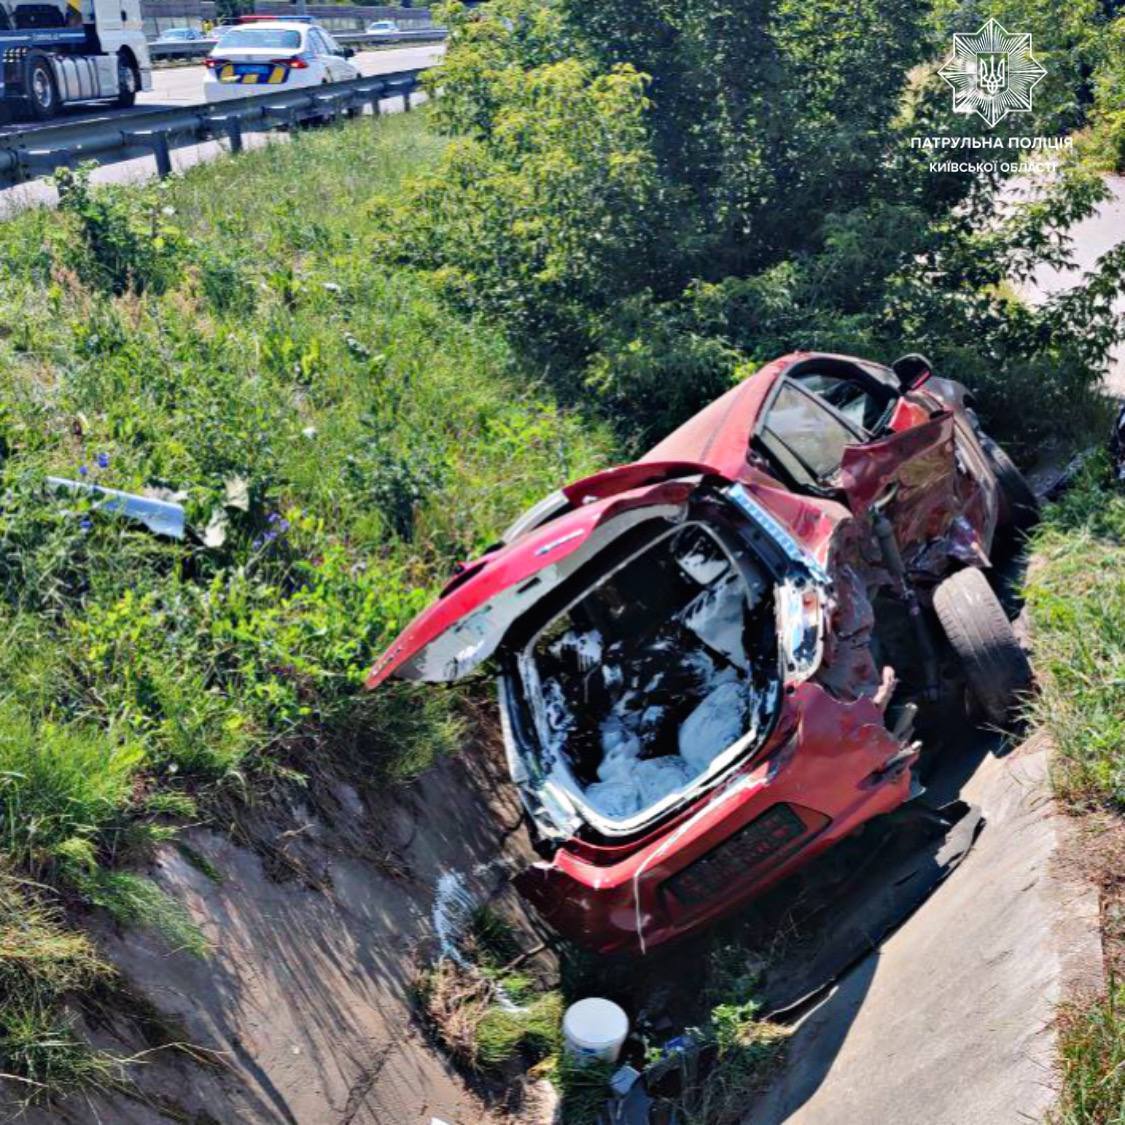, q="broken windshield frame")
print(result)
[503,510,783,840]
[753,376,870,494]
